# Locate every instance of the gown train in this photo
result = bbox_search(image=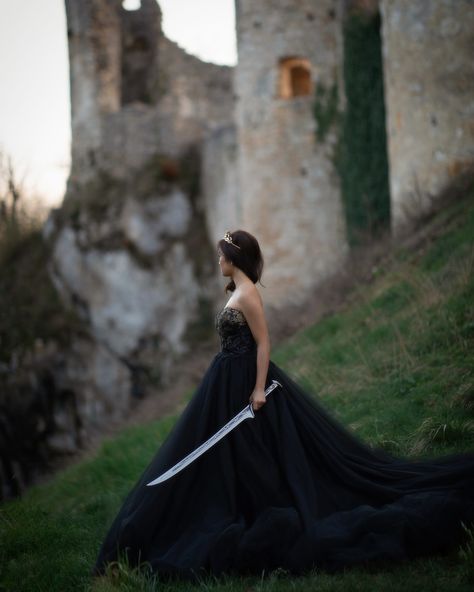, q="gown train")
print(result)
[92,306,474,581]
